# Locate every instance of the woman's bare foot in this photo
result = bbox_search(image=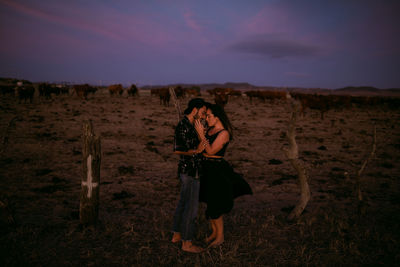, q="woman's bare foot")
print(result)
[204,233,216,243]
[182,242,204,253]
[208,238,224,248]
[171,232,181,243]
